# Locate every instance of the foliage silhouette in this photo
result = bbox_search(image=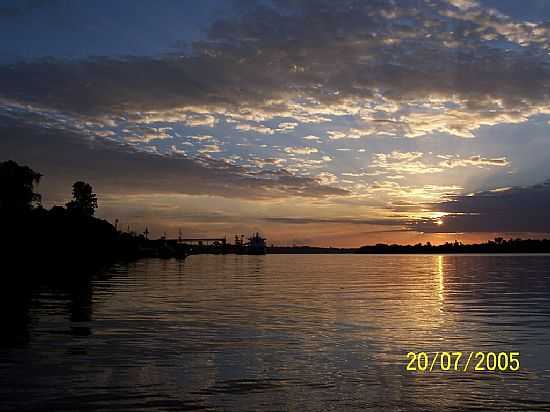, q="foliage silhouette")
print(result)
[0,160,41,214]
[1,160,117,273]
[66,181,98,217]
[1,160,189,276]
